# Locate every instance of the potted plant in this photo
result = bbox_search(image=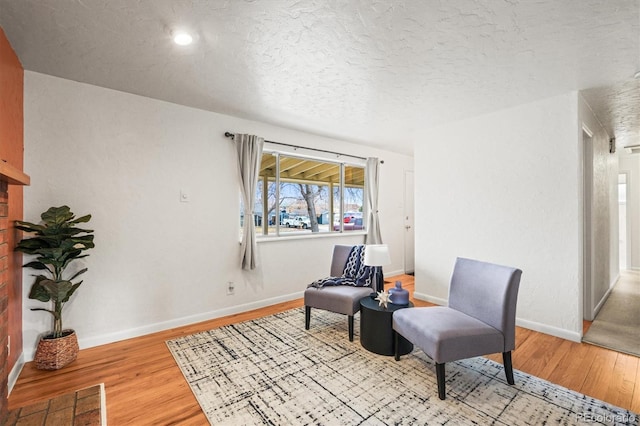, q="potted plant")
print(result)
[15,205,95,370]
